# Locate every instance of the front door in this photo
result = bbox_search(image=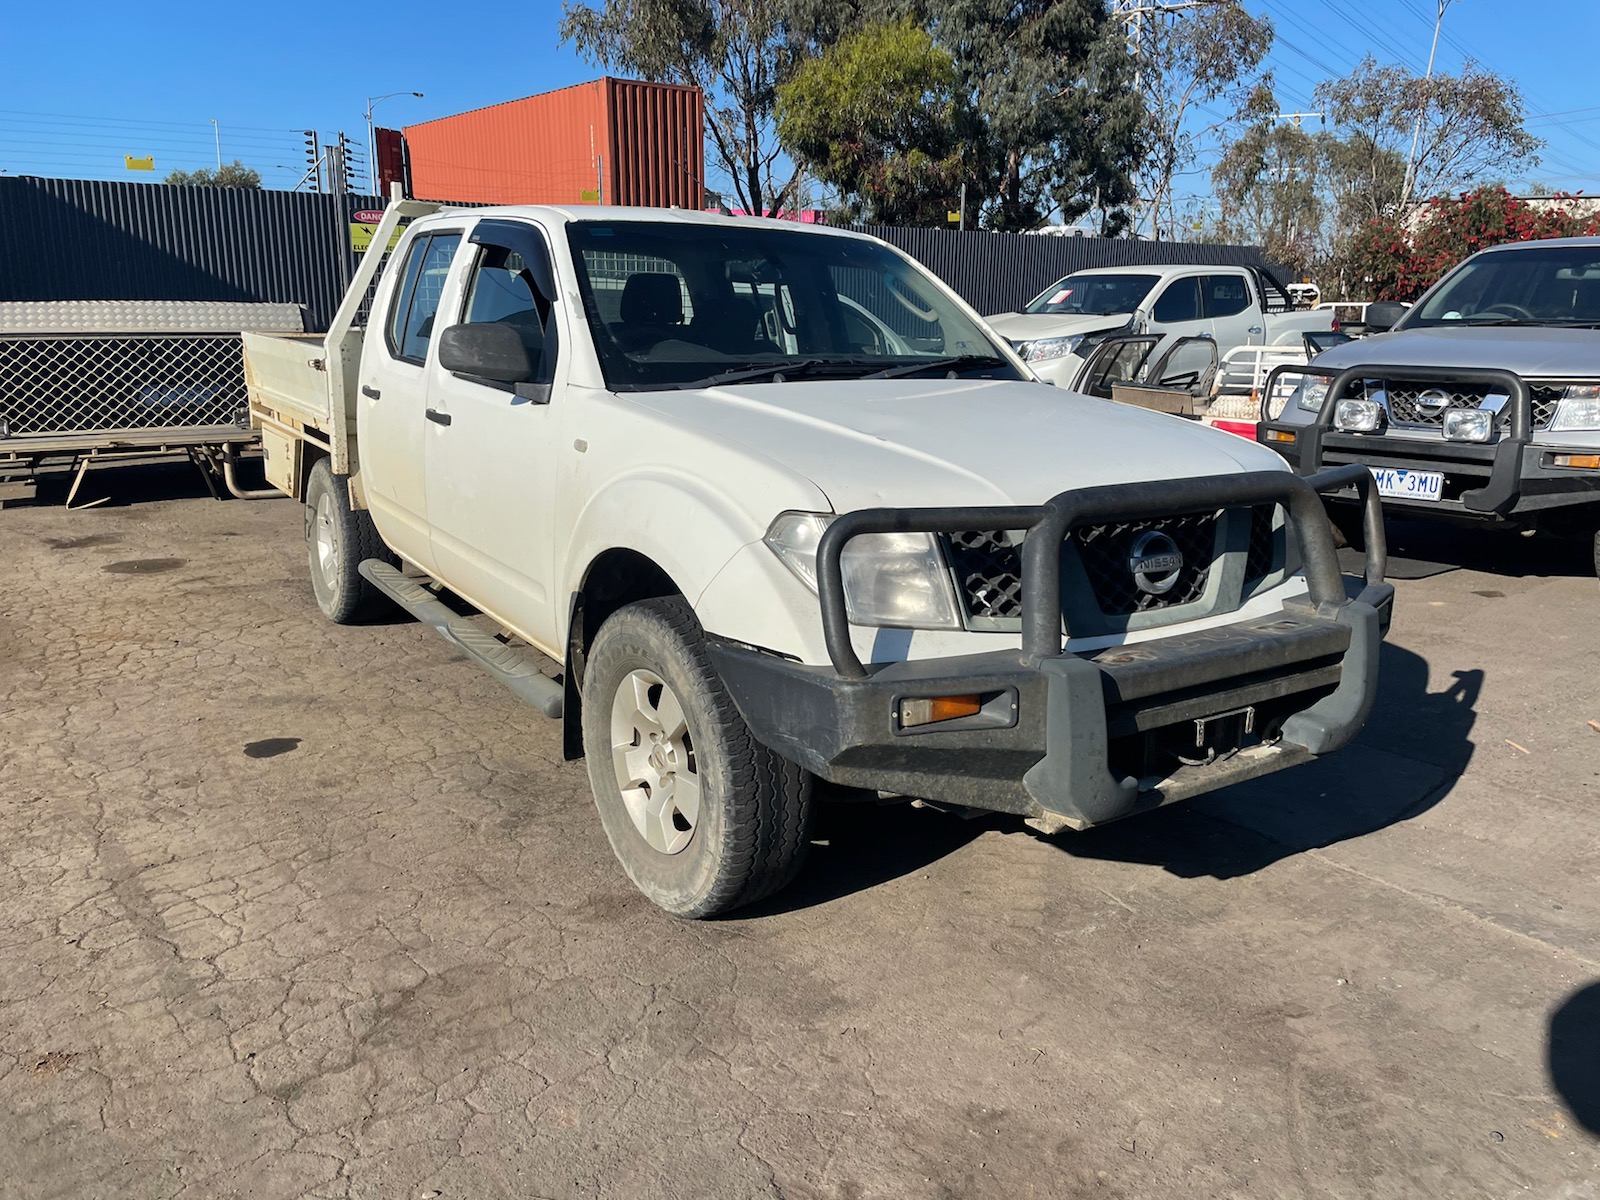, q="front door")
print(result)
[422,218,564,652]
